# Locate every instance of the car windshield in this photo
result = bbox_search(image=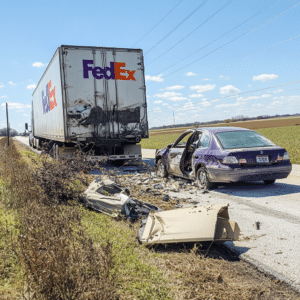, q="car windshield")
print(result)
[216,130,274,149]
